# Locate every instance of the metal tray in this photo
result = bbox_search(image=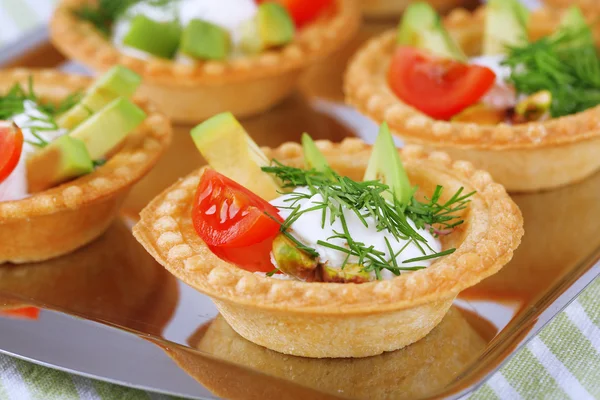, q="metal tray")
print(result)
[0,22,599,400]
